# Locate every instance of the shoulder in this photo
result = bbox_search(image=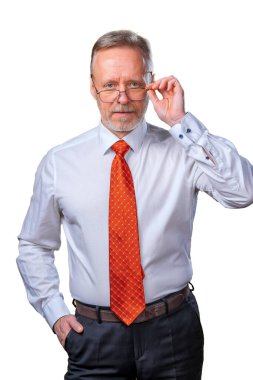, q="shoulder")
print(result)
[49,126,98,155]
[146,122,173,144]
[37,126,99,170]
